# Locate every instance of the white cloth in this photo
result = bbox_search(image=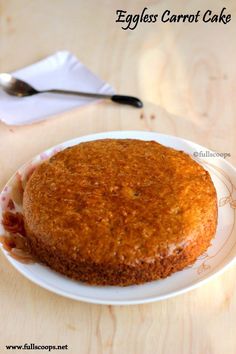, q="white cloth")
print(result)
[0,51,114,125]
